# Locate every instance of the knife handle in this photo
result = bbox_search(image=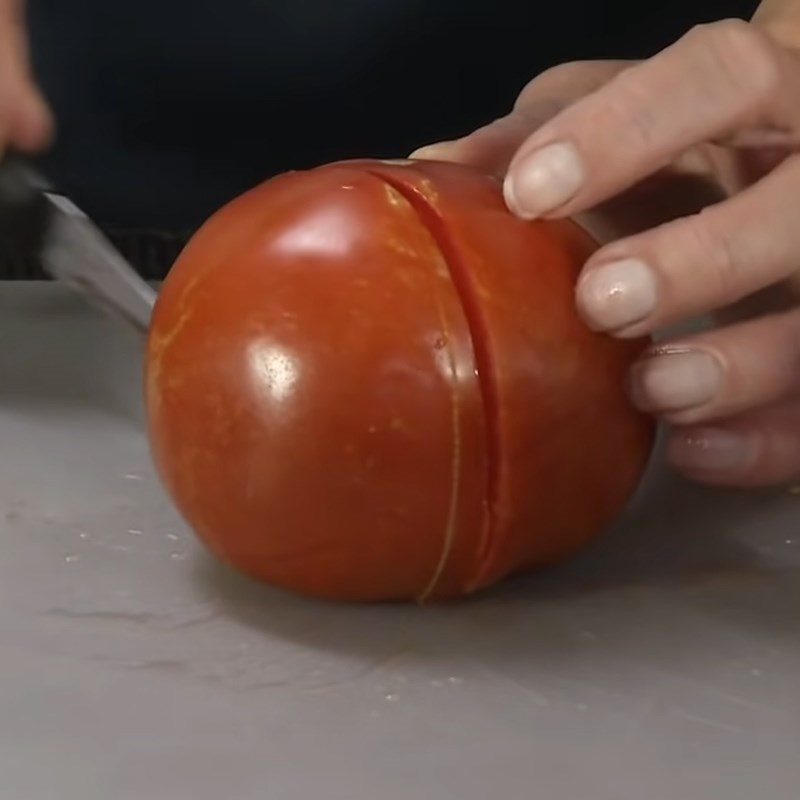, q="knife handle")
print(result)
[0,152,53,264]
